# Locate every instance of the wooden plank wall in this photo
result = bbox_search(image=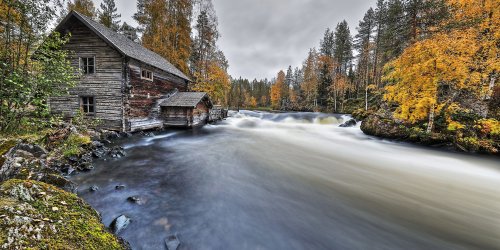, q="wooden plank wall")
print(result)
[126,59,188,120]
[49,17,124,131]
